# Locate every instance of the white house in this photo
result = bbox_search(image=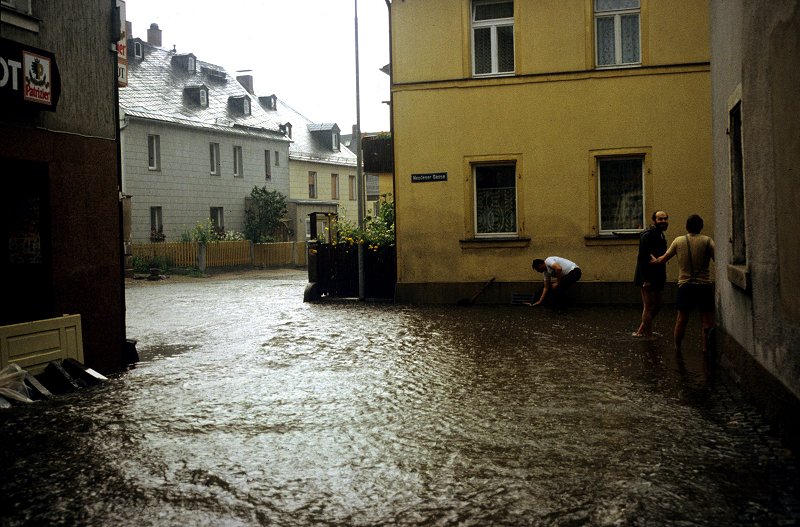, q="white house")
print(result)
[119,24,291,243]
